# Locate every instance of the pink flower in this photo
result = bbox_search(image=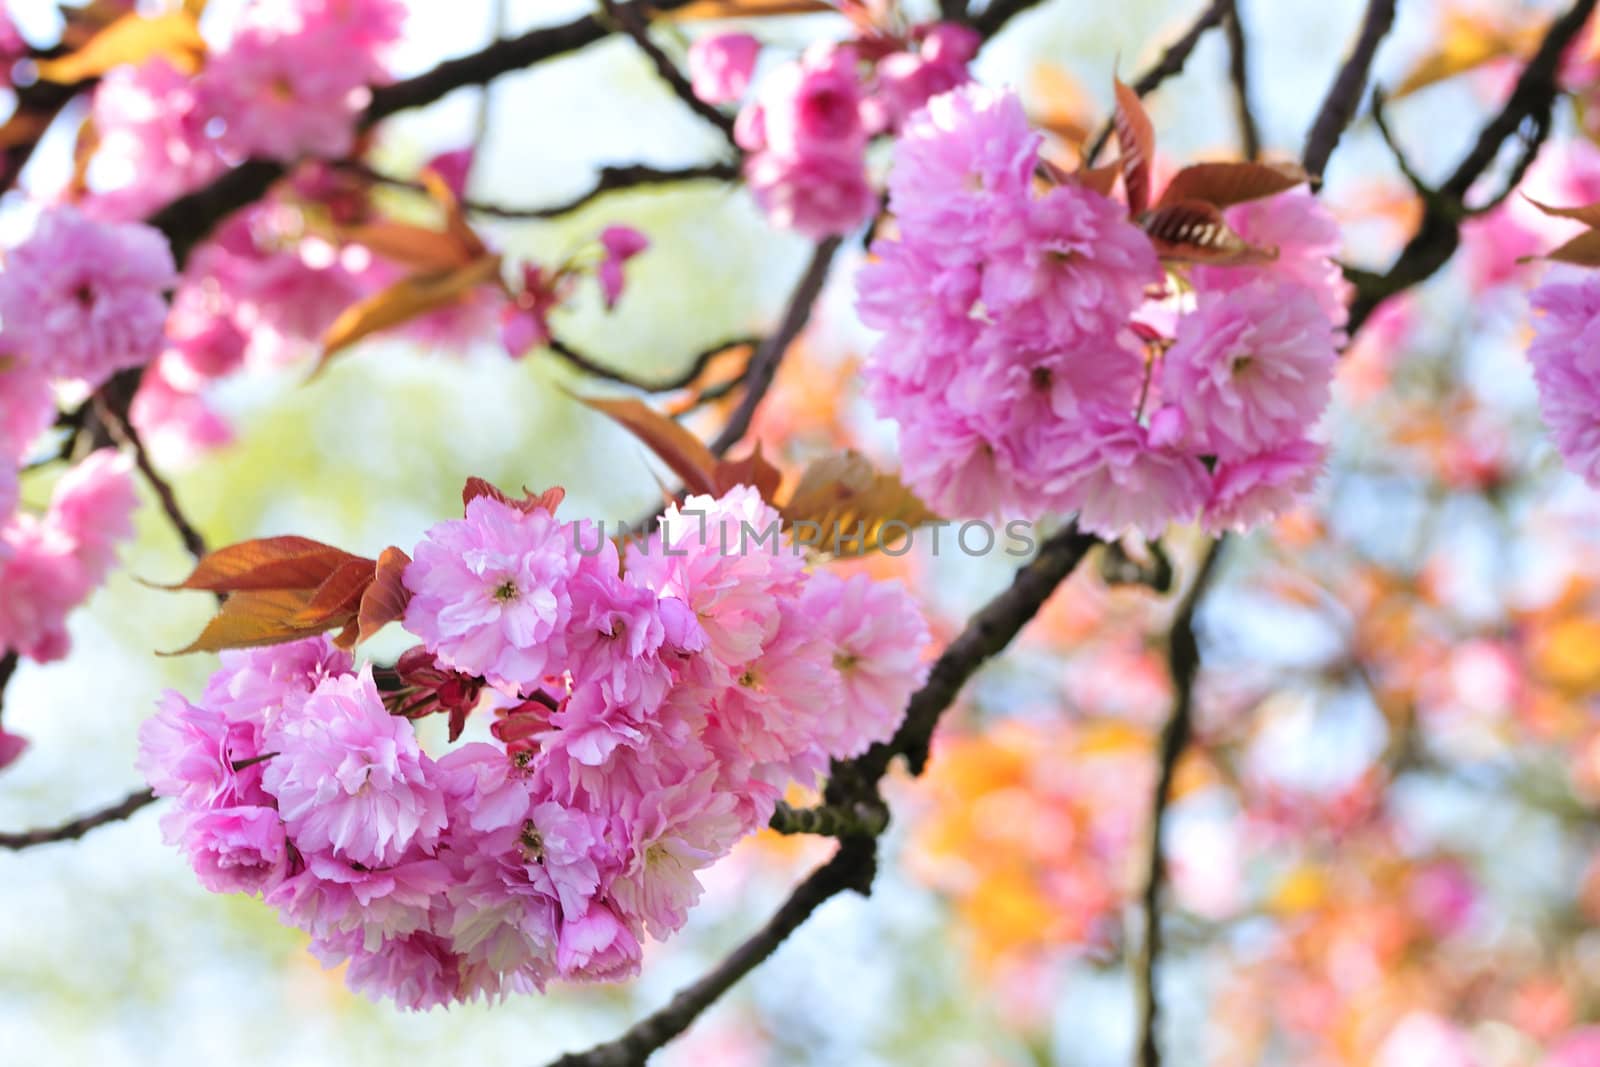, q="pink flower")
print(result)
[1546,1028,1600,1067]
[1191,189,1350,327]
[882,84,1040,254]
[1044,408,1211,539]
[404,495,581,693]
[263,668,447,868]
[597,226,648,310]
[500,264,562,357]
[47,450,137,580]
[321,929,468,1012]
[746,148,876,238]
[165,806,289,895]
[757,46,867,159]
[625,486,804,679]
[611,767,742,938]
[269,851,452,947]
[0,728,29,772]
[557,899,641,982]
[0,207,176,387]
[1527,274,1600,485]
[137,692,272,808]
[424,147,475,199]
[1161,281,1338,461]
[1201,438,1323,534]
[87,58,224,221]
[867,23,978,133]
[800,571,930,757]
[0,357,55,461]
[201,25,365,162]
[128,360,234,466]
[688,32,760,105]
[980,182,1162,341]
[200,634,353,727]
